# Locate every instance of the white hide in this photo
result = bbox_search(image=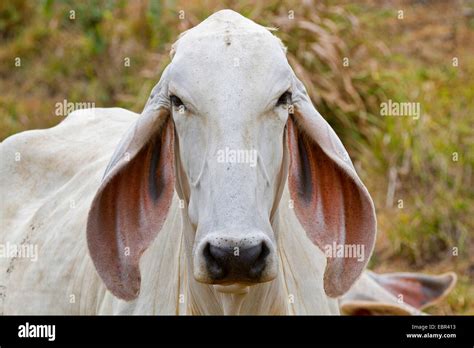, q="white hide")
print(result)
[0,108,339,314]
